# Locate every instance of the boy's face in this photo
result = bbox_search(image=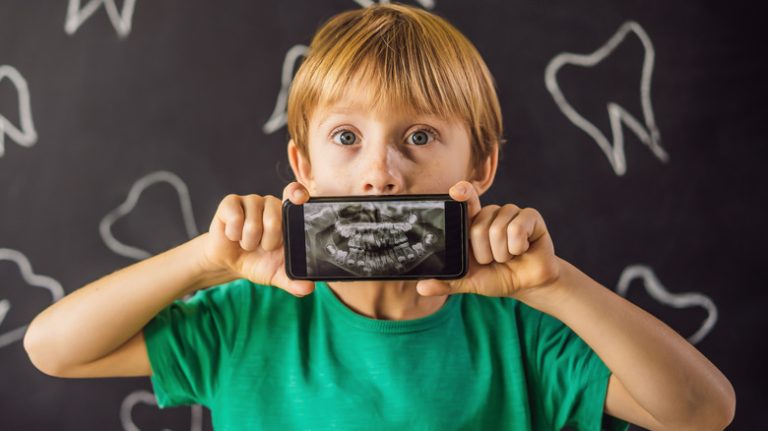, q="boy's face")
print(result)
[288,85,496,197]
